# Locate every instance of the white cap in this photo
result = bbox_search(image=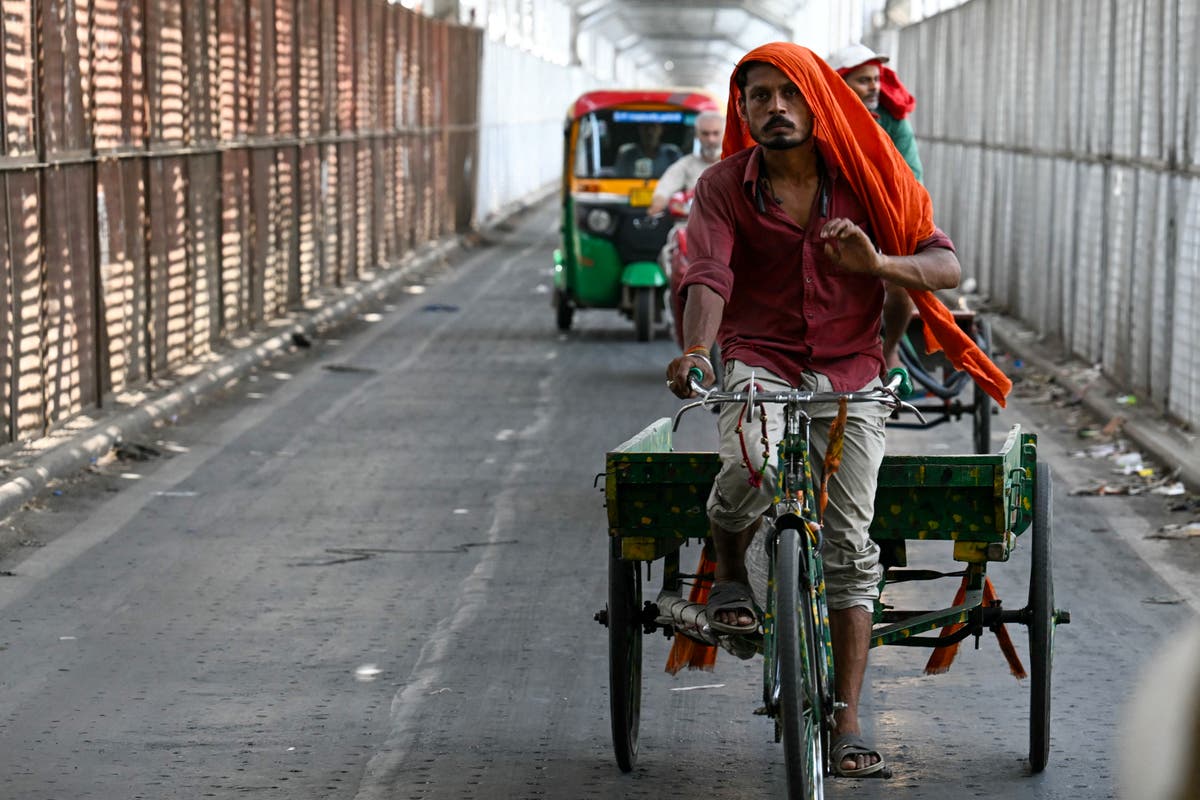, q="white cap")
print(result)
[826,43,889,72]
